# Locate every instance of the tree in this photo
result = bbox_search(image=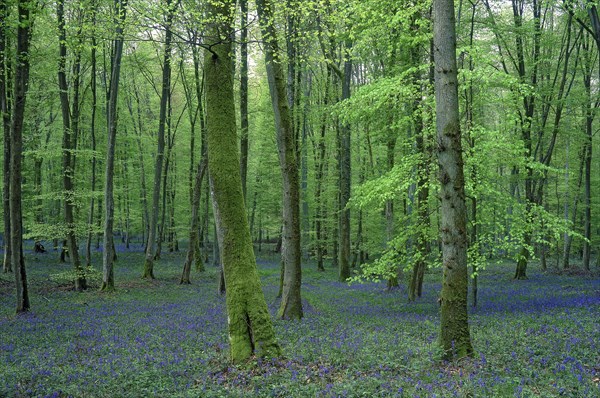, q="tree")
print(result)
[256,0,303,320]
[57,0,86,290]
[143,0,176,279]
[204,0,281,361]
[11,0,34,312]
[101,0,128,292]
[433,0,473,359]
[0,0,11,274]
